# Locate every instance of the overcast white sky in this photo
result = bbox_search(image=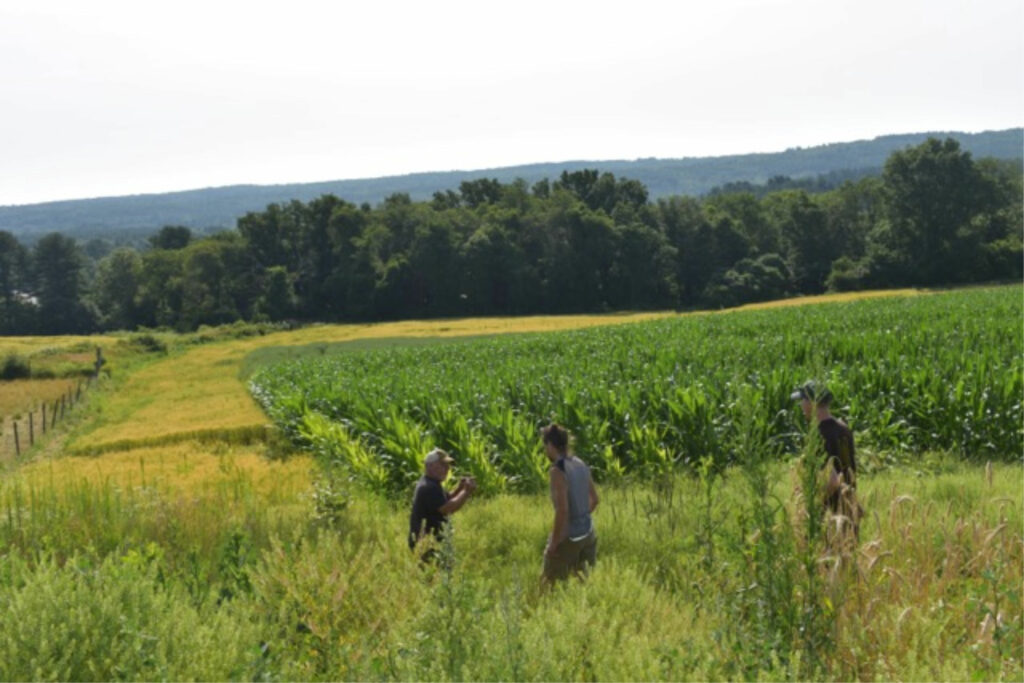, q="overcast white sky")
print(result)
[0,0,1020,206]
